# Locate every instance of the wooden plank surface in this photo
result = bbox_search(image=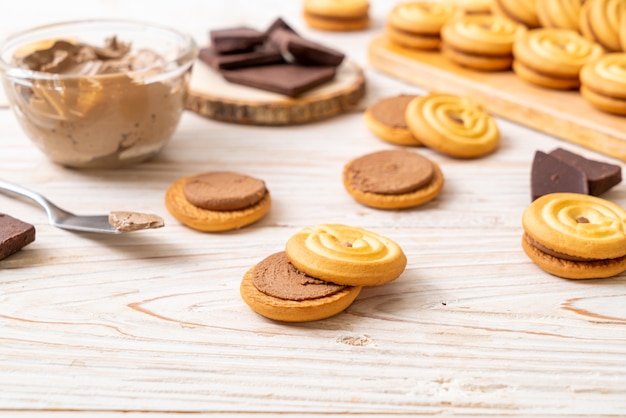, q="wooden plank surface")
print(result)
[1,1,626,416]
[368,35,626,161]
